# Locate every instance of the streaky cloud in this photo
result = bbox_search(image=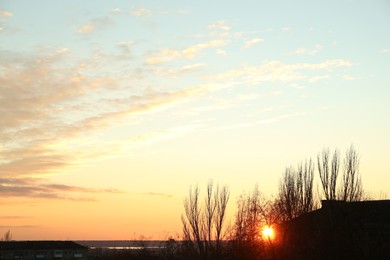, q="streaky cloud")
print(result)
[146,40,227,64]
[293,44,323,56]
[211,59,352,86]
[208,20,230,38]
[0,177,122,200]
[78,22,95,33]
[244,38,264,48]
[131,7,152,17]
[0,48,208,181]
[77,17,114,34]
[0,225,39,229]
[0,216,32,219]
[0,10,12,17]
[143,192,174,198]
